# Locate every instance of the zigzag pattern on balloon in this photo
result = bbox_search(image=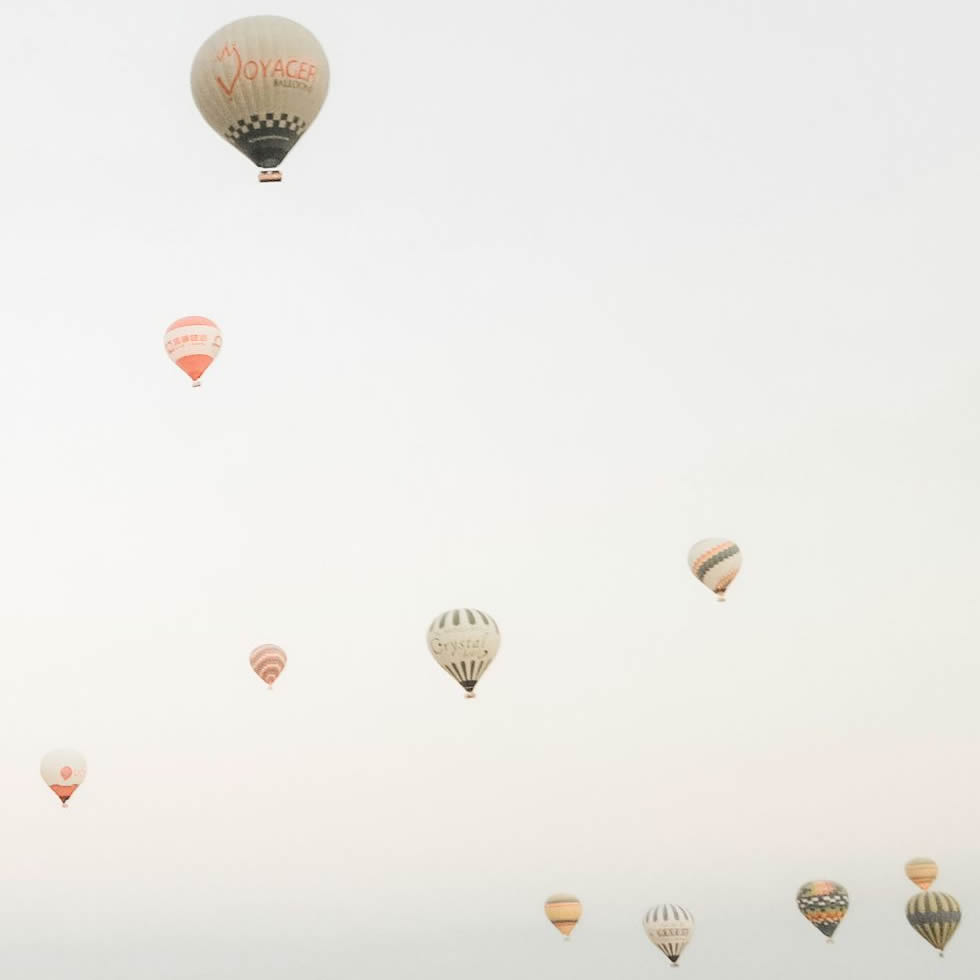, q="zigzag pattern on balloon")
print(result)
[796,881,849,939]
